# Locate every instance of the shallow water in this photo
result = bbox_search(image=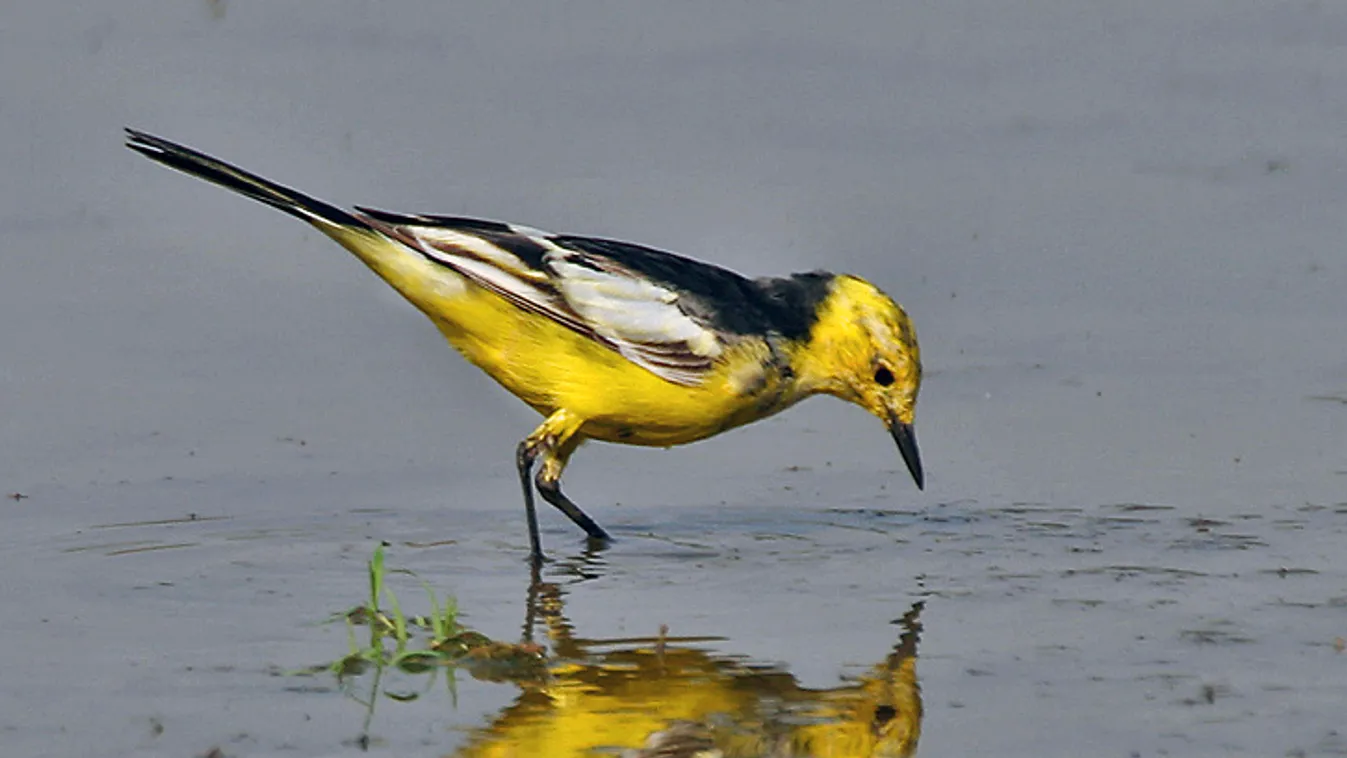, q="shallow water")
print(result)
[6,480,1345,756]
[4,1,1346,756]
